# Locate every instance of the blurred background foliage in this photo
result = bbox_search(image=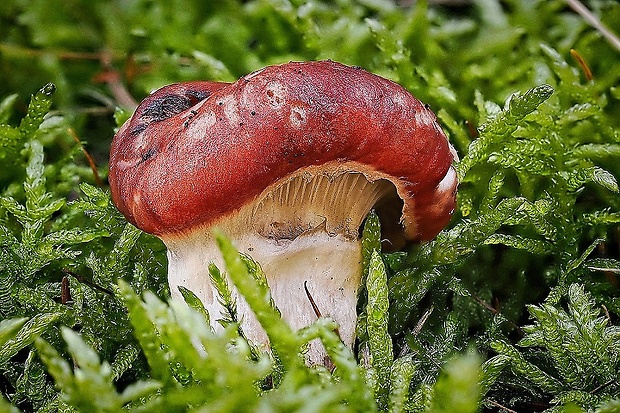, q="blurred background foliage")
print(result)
[0,0,619,411]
